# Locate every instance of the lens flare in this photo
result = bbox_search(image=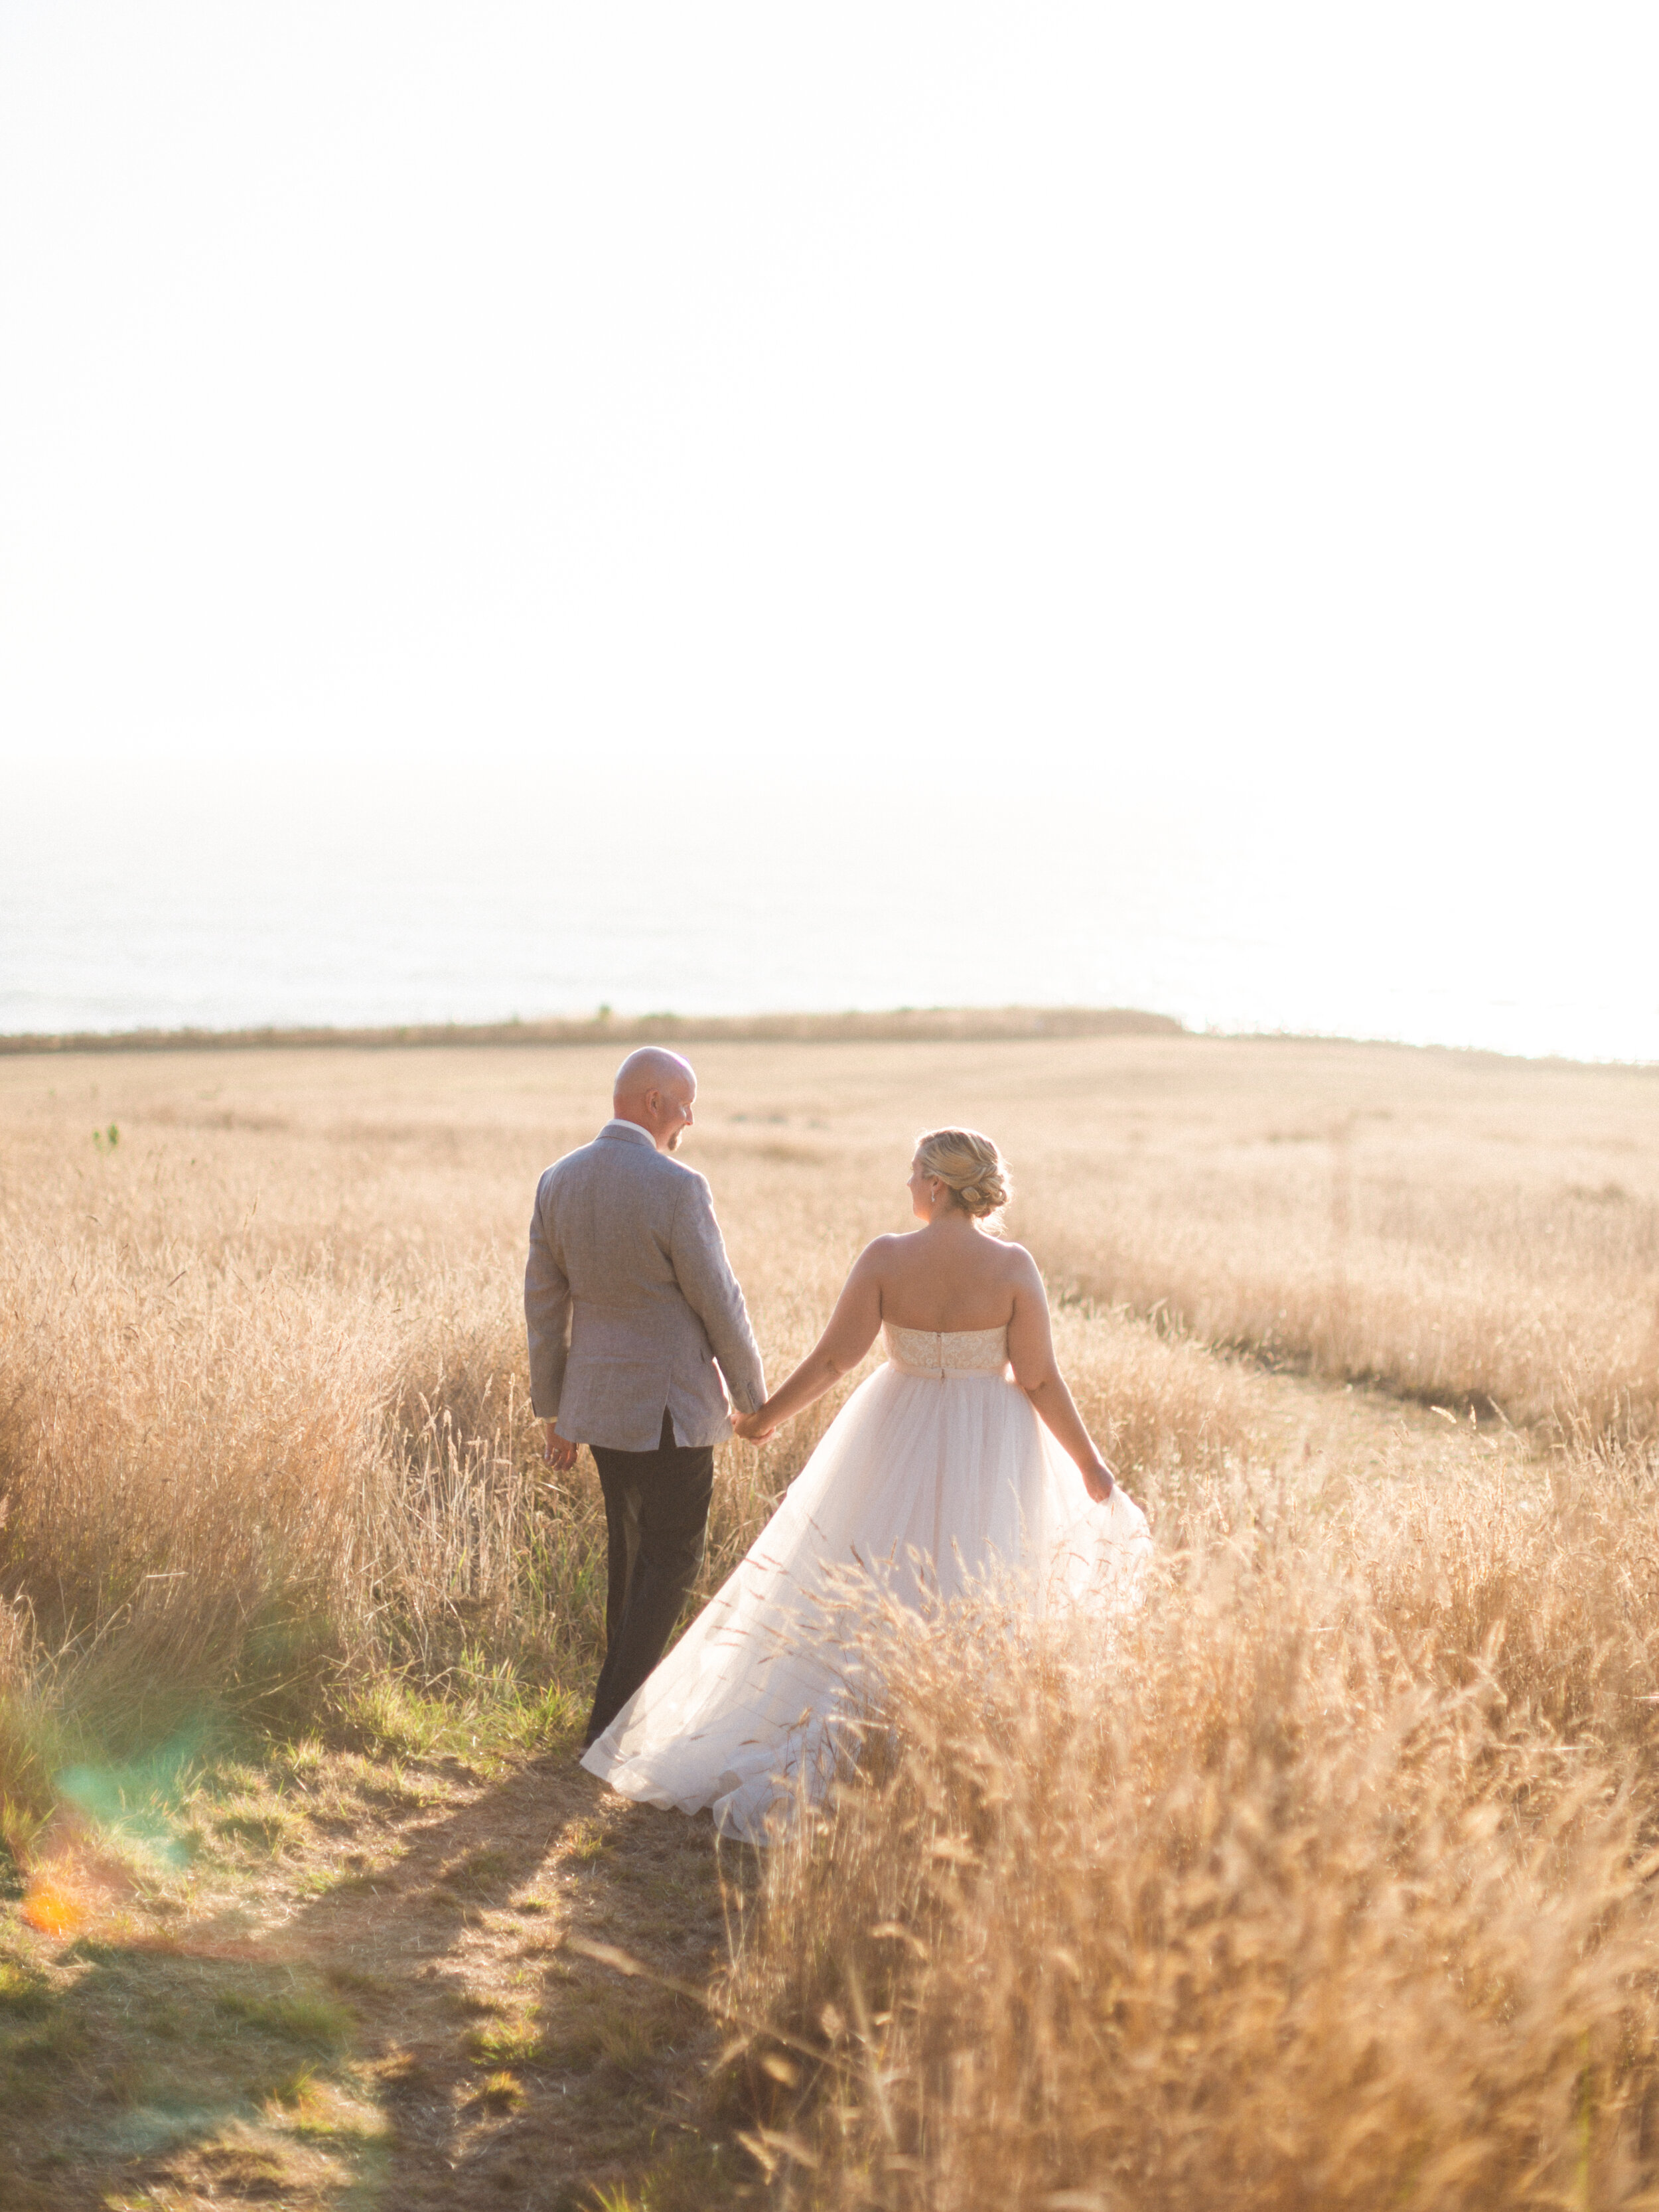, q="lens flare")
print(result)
[23,1872,86,1938]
